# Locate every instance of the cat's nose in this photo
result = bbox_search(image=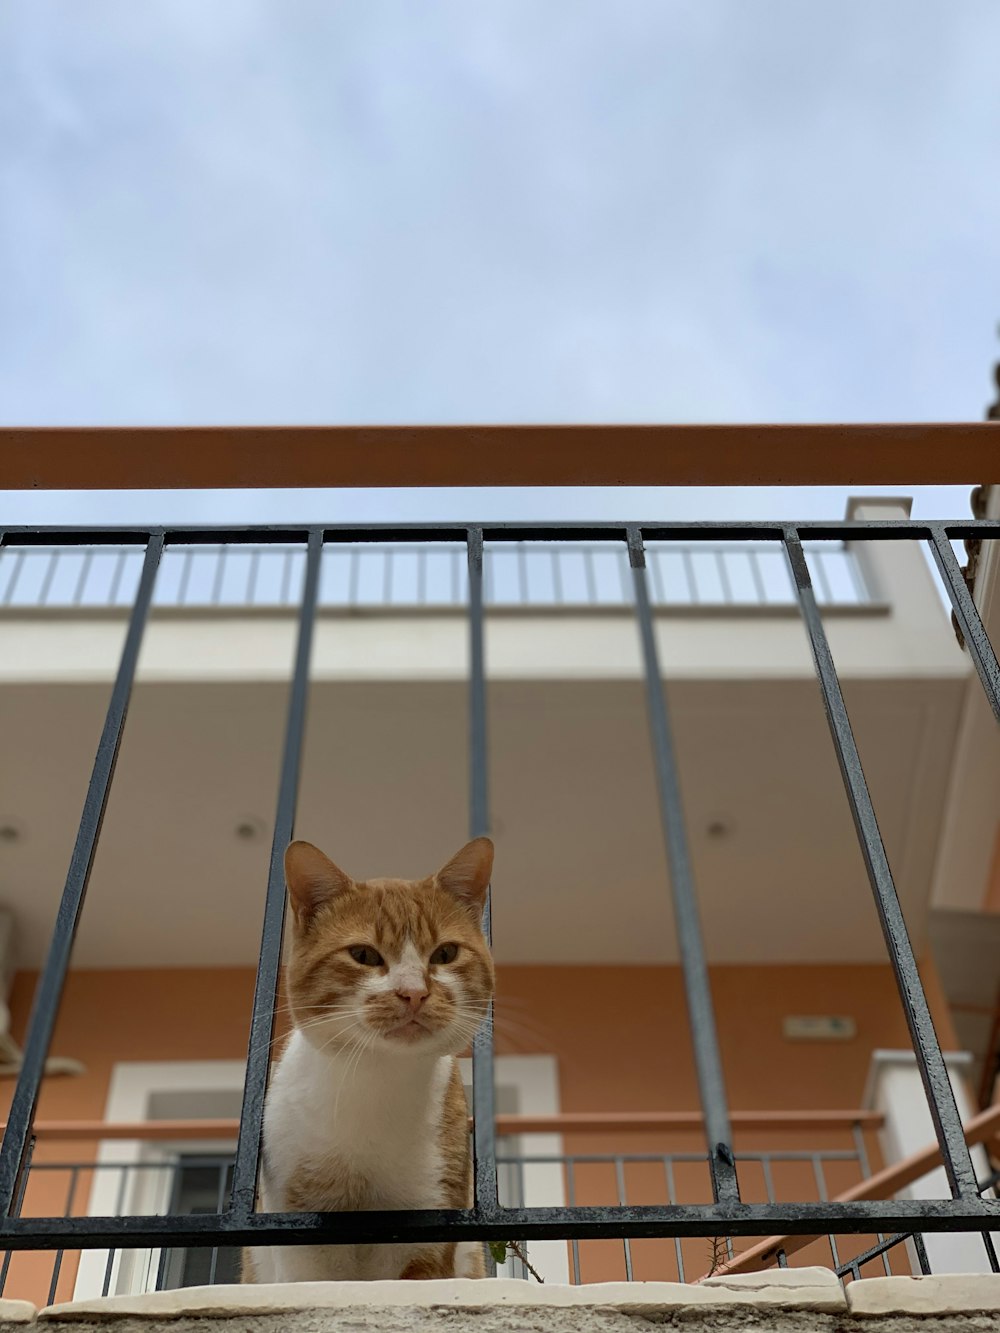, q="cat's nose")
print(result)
[395,986,428,1012]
